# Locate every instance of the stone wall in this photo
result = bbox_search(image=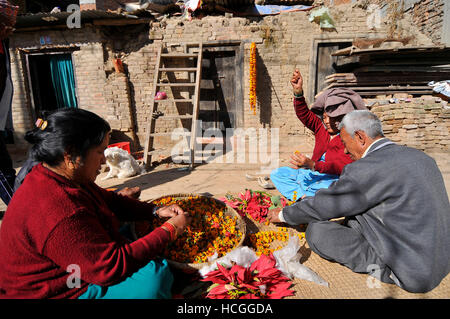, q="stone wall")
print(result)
[407,0,445,45]
[371,98,450,152]
[352,0,446,45]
